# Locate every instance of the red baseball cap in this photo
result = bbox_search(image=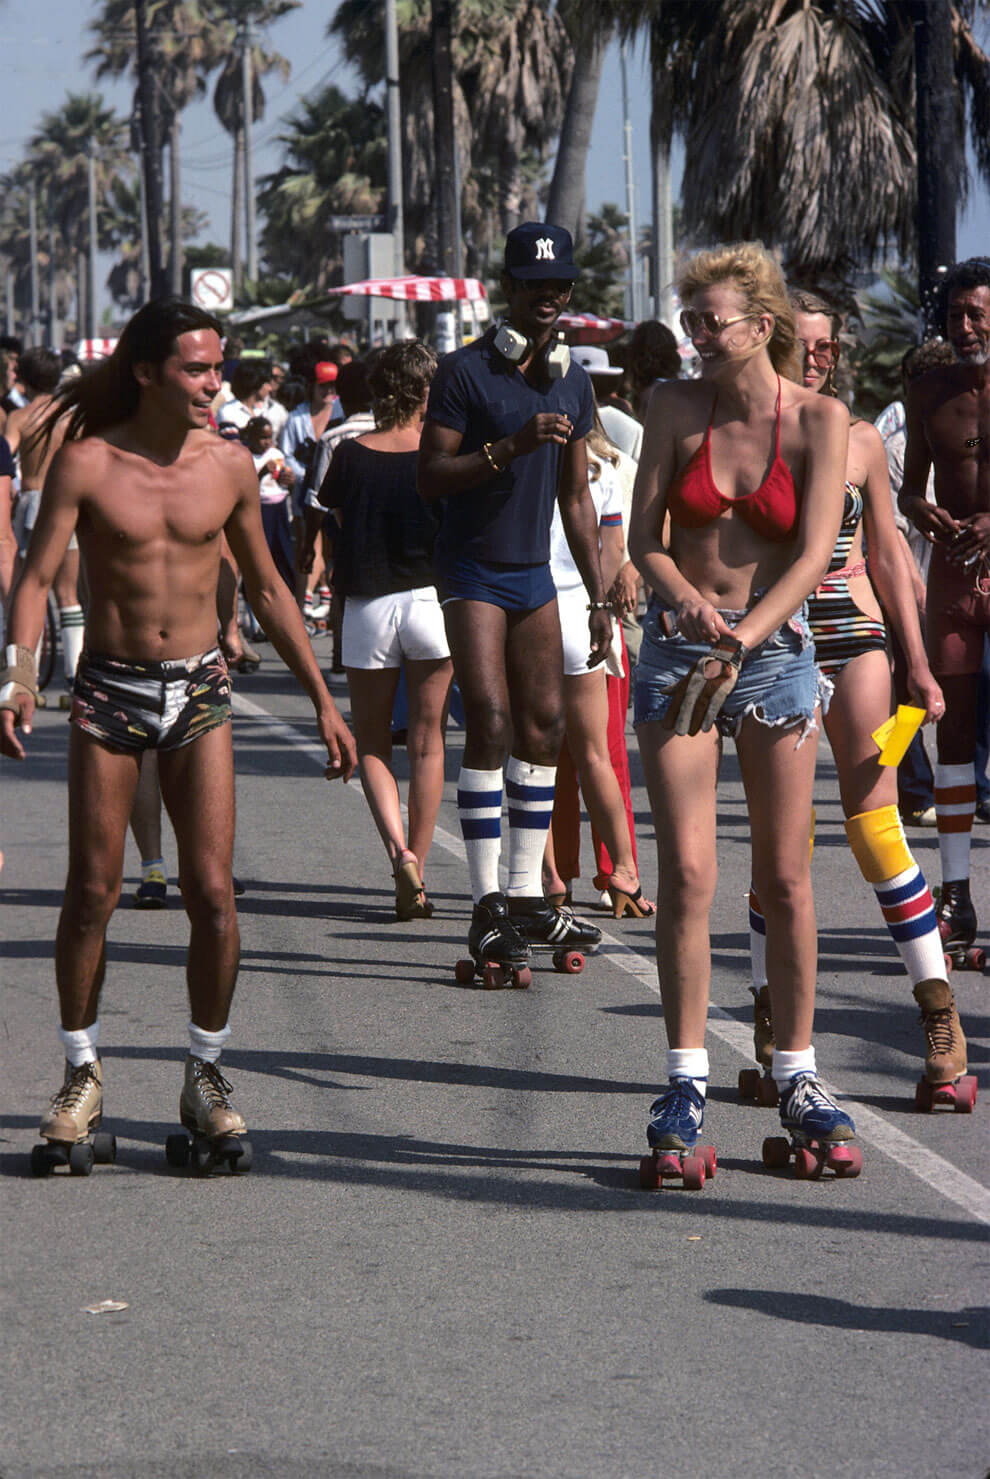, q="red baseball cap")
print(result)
[314,362,338,384]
